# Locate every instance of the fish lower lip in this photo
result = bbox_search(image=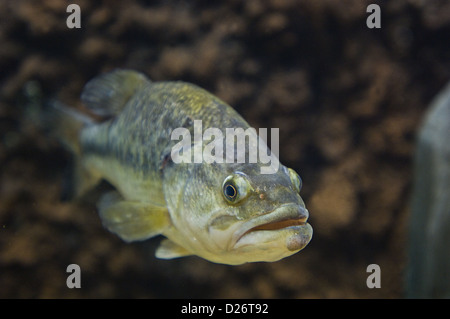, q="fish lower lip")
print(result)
[232,205,309,248]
